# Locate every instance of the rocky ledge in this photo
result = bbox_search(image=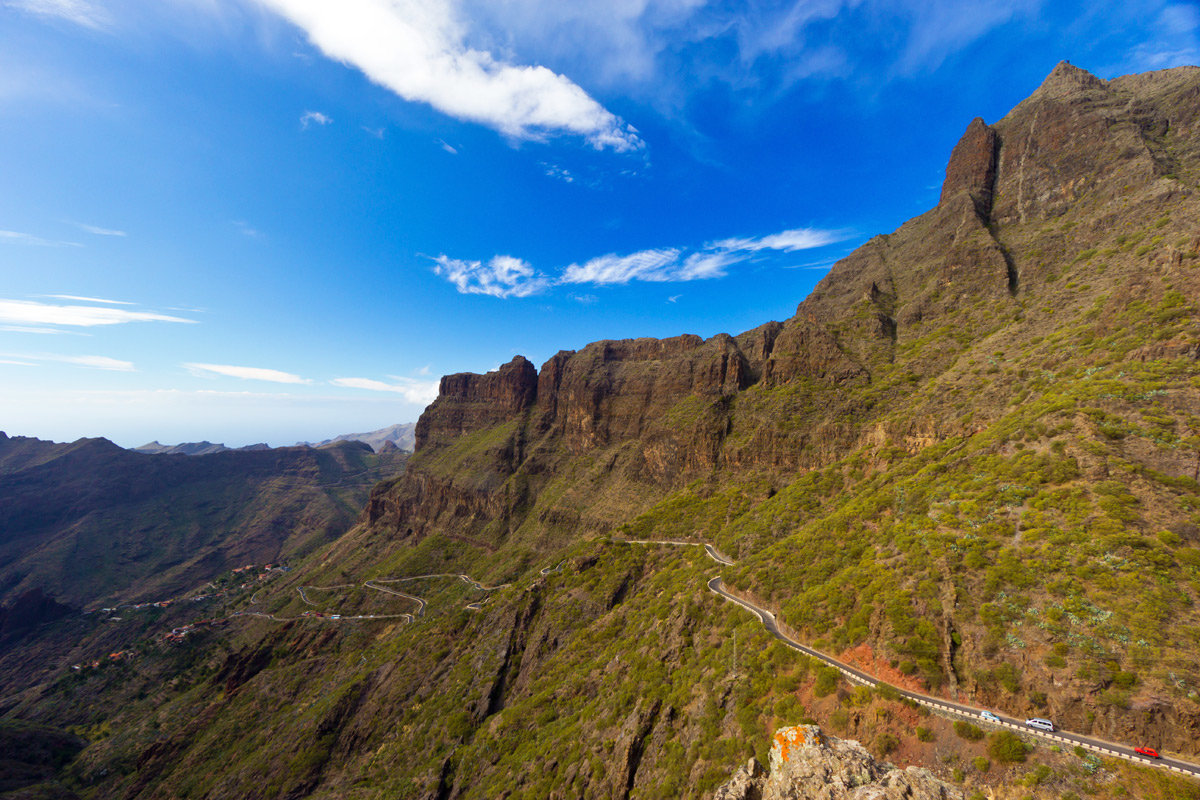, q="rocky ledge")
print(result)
[714,725,962,800]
